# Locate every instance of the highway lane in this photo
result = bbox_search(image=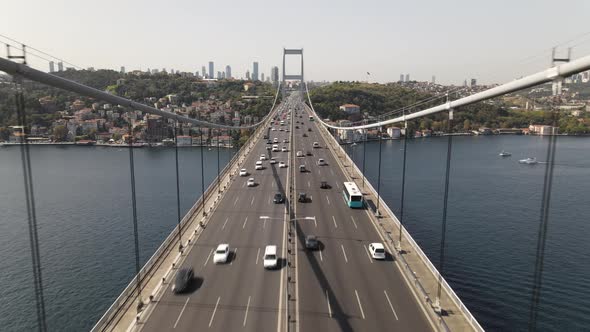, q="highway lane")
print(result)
[293,98,434,331]
[141,99,295,332]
